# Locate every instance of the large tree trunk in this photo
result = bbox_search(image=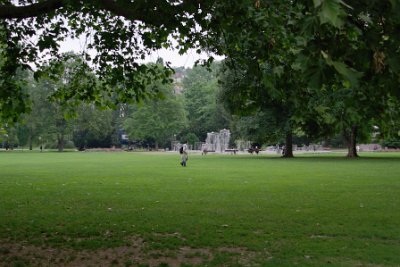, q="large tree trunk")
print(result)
[282,131,294,158]
[57,134,64,152]
[346,126,359,158]
[28,131,33,150]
